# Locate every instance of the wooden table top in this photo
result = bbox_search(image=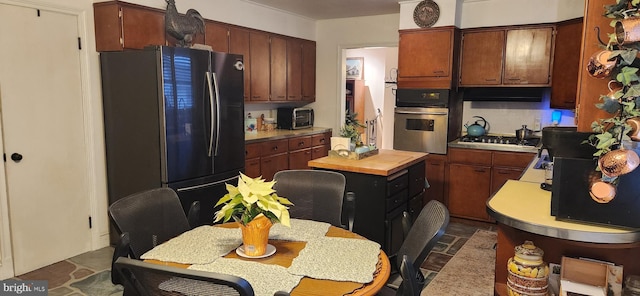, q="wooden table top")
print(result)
[308,149,428,176]
[146,224,391,296]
